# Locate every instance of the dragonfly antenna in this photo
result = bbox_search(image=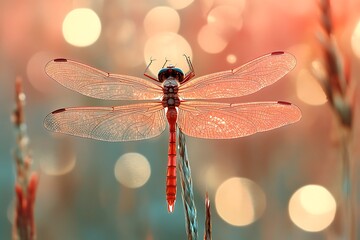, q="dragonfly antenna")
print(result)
[144,57,156,73]
[162,57,170,68]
